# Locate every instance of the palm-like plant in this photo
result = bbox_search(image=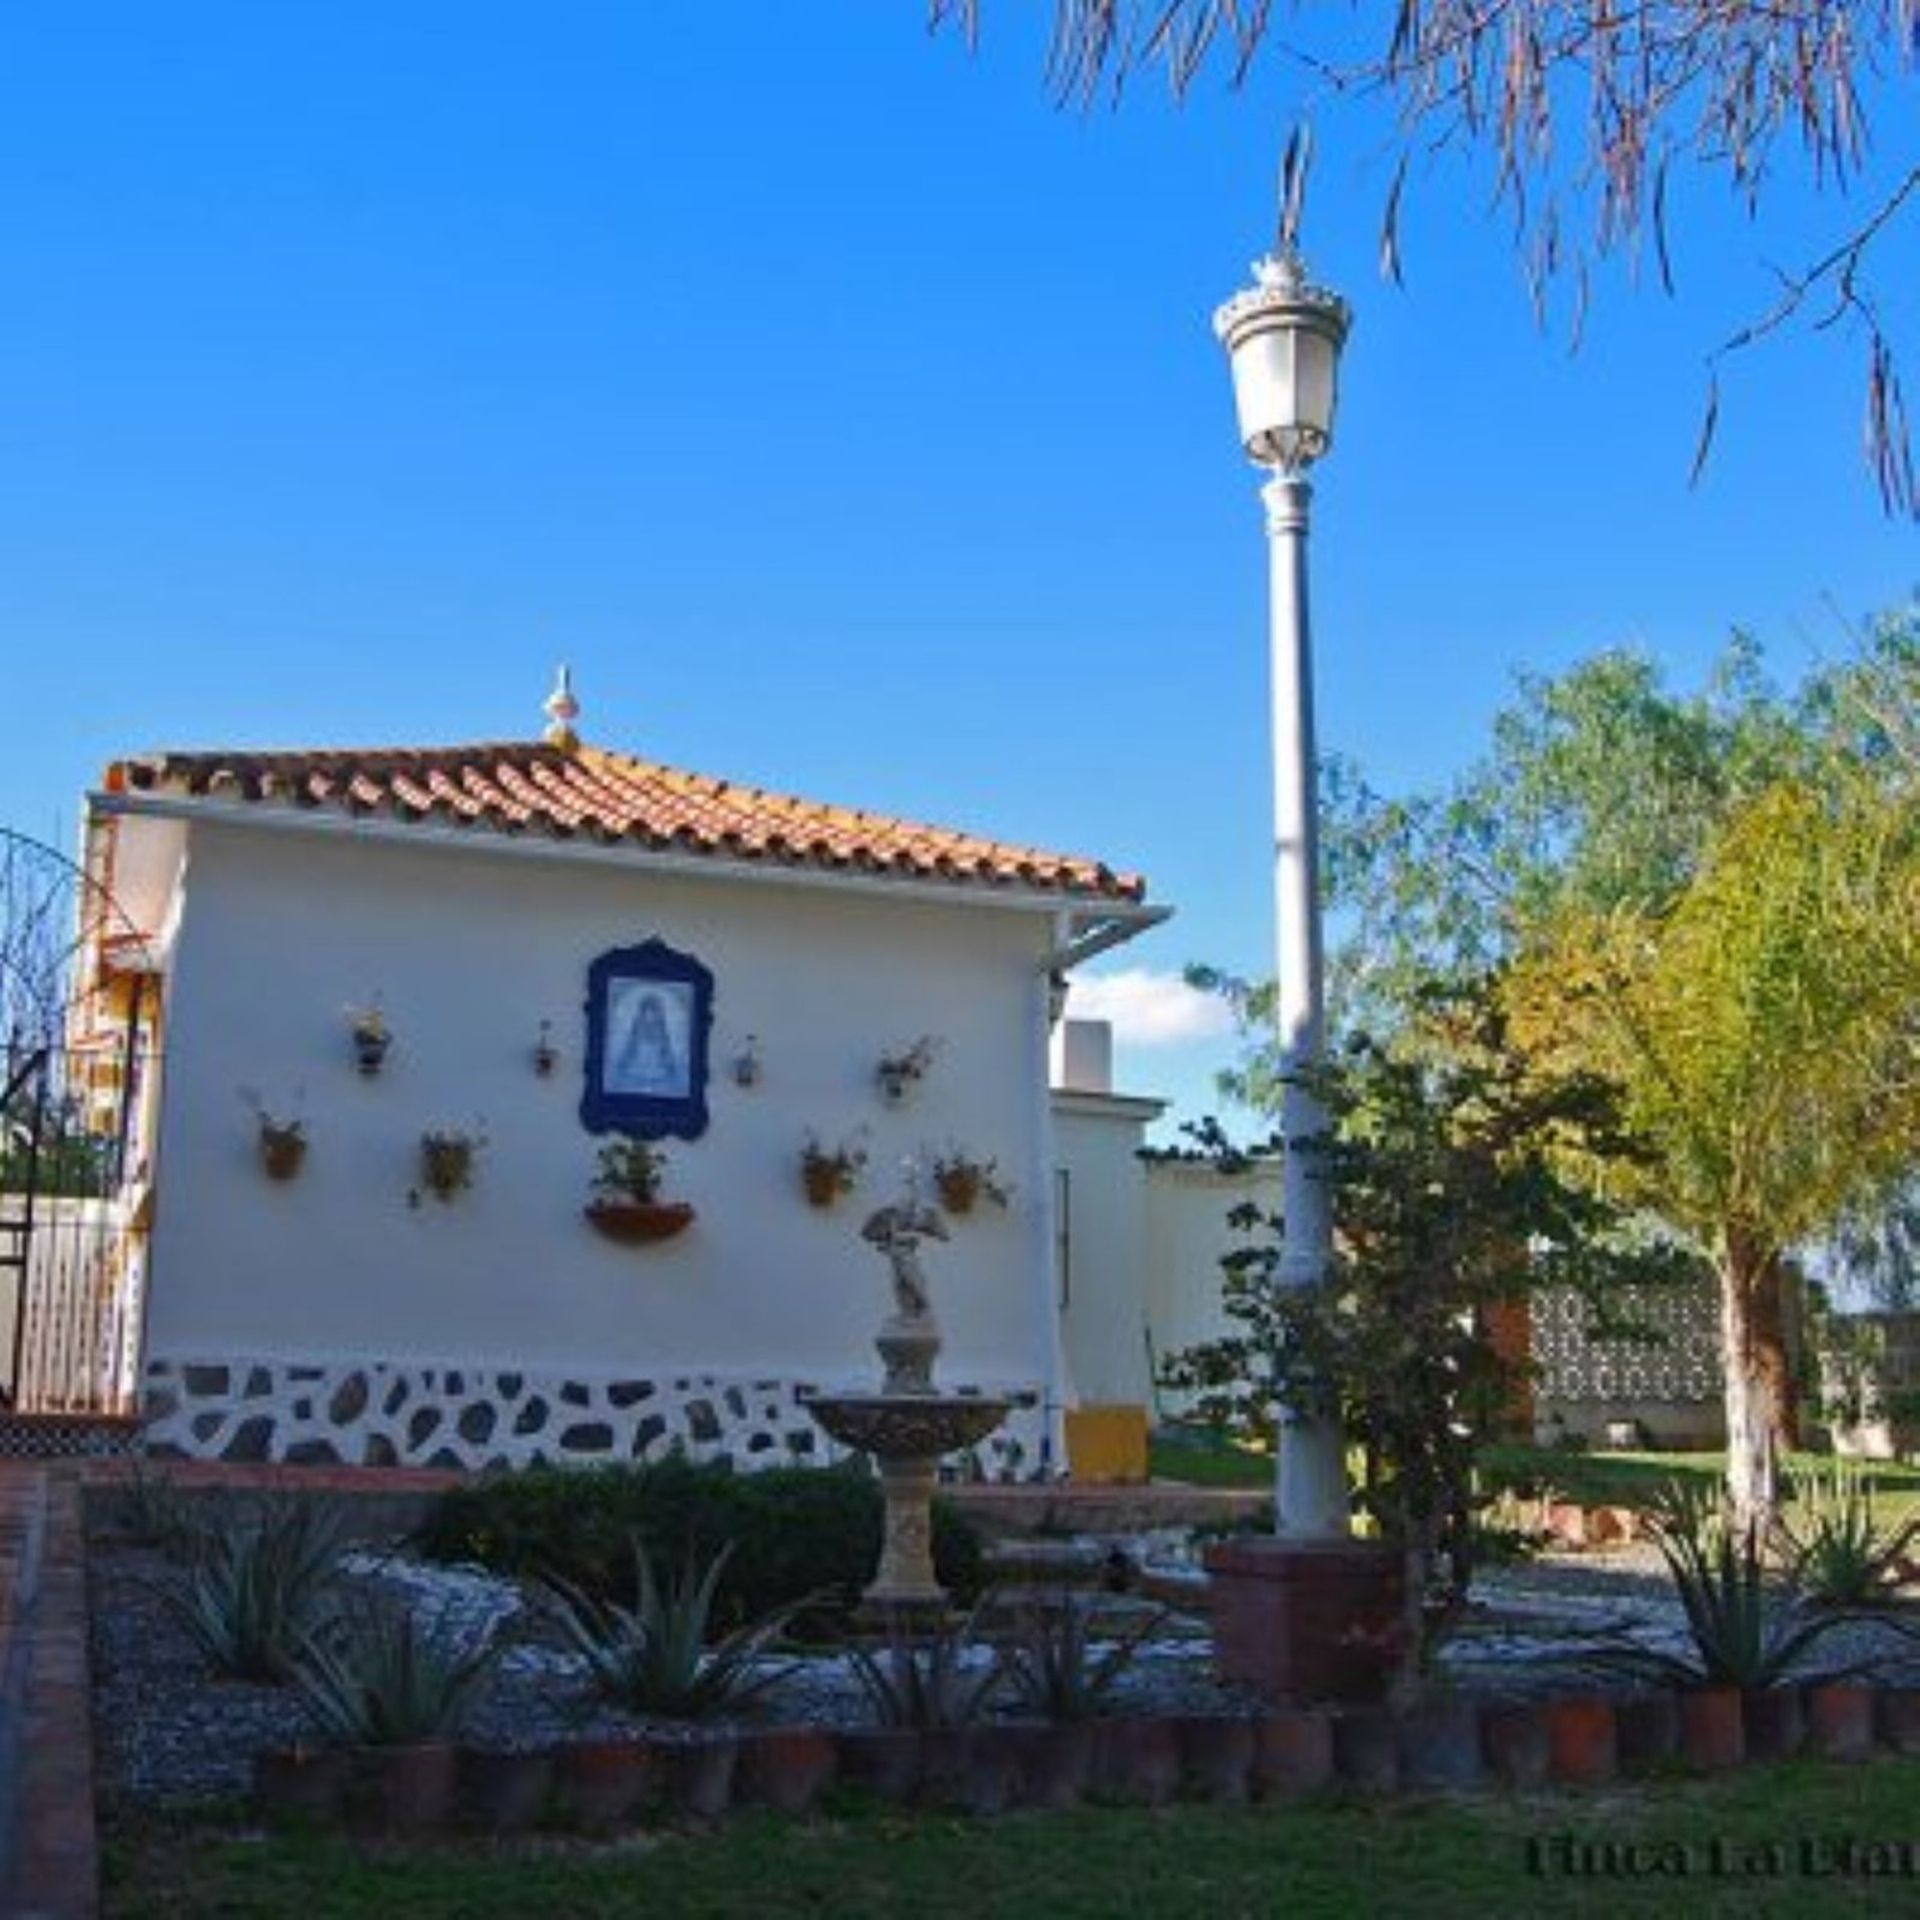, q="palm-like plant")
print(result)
[294,1599,496,1745]
[847,1606,1006,1730]
[1781,1458,1920,1608]
[1588,1479,1869,1689]
[544,1538,803,1721]
[1002,1592,1168,1721]
[158,1498,345,1681]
